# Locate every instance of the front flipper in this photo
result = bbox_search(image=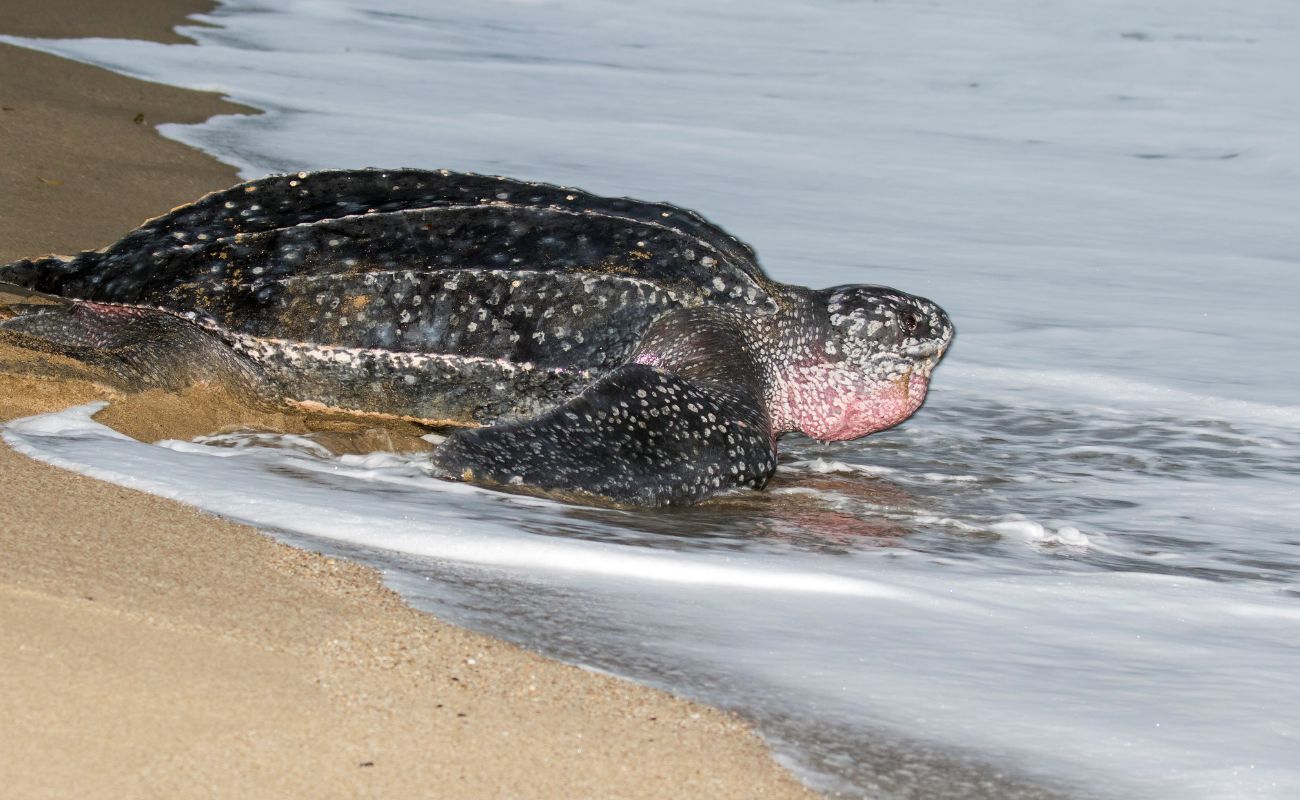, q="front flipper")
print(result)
[429,364,776,507]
